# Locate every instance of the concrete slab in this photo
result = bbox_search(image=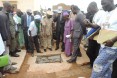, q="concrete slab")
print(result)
[10,50,26,72]
[27,51,72,74]
[36,54,62,64]
[27,45,90,74]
